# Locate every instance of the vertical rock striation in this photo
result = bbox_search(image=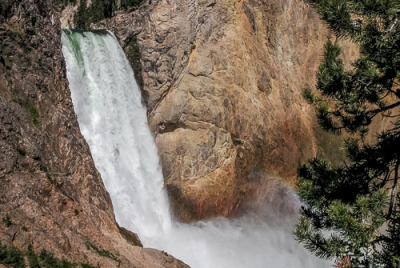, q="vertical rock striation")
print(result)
[0,1,188,267]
